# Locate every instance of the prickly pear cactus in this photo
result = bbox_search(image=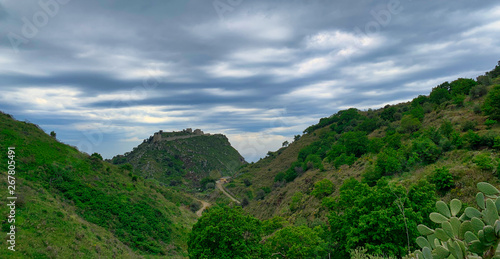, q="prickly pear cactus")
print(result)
[407,182,500,259]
